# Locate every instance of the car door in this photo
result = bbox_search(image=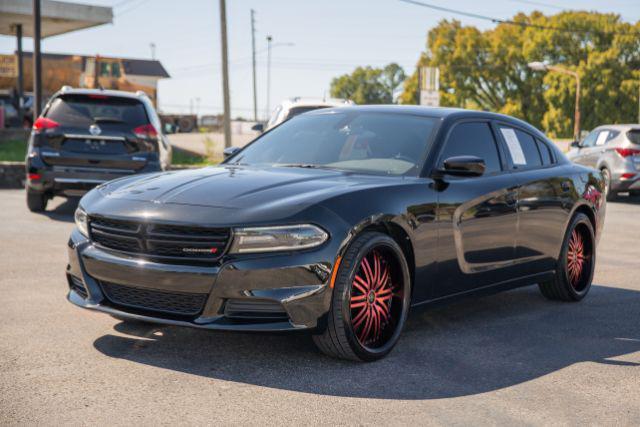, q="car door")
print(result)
[433,120,520,299]
[495,124,571,277]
